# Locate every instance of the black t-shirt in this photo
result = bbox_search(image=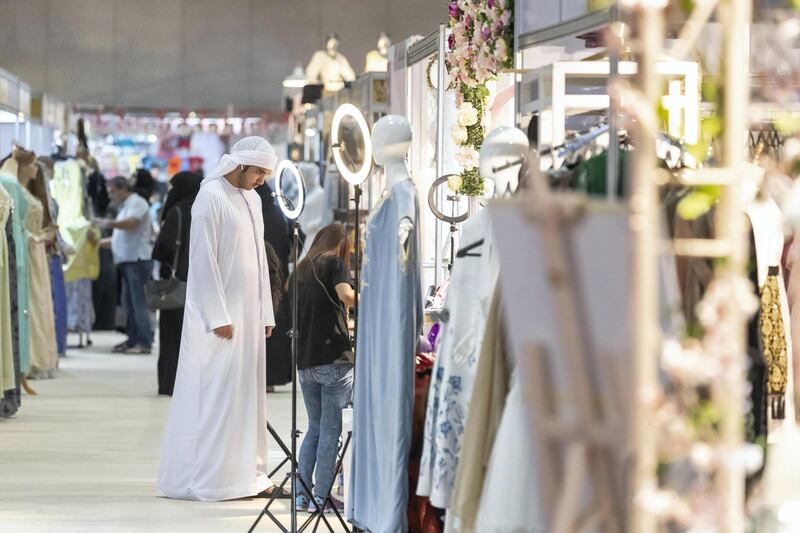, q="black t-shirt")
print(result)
[296,256,353,370]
